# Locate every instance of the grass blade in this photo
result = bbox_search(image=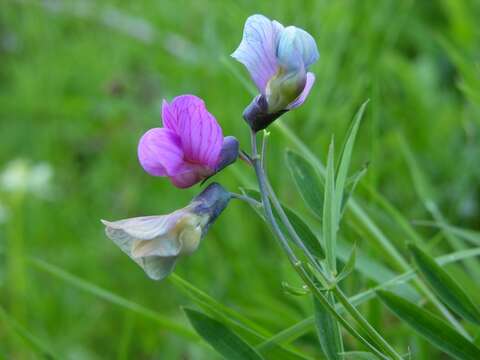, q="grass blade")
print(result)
[0,305,57,359]
[339,352,378,360]
[414,221,480,246]
[185,308,265,360]
[285,149,324,218]
[29,257,197,340]
[377,290,480,360]
[408,244,480,325]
